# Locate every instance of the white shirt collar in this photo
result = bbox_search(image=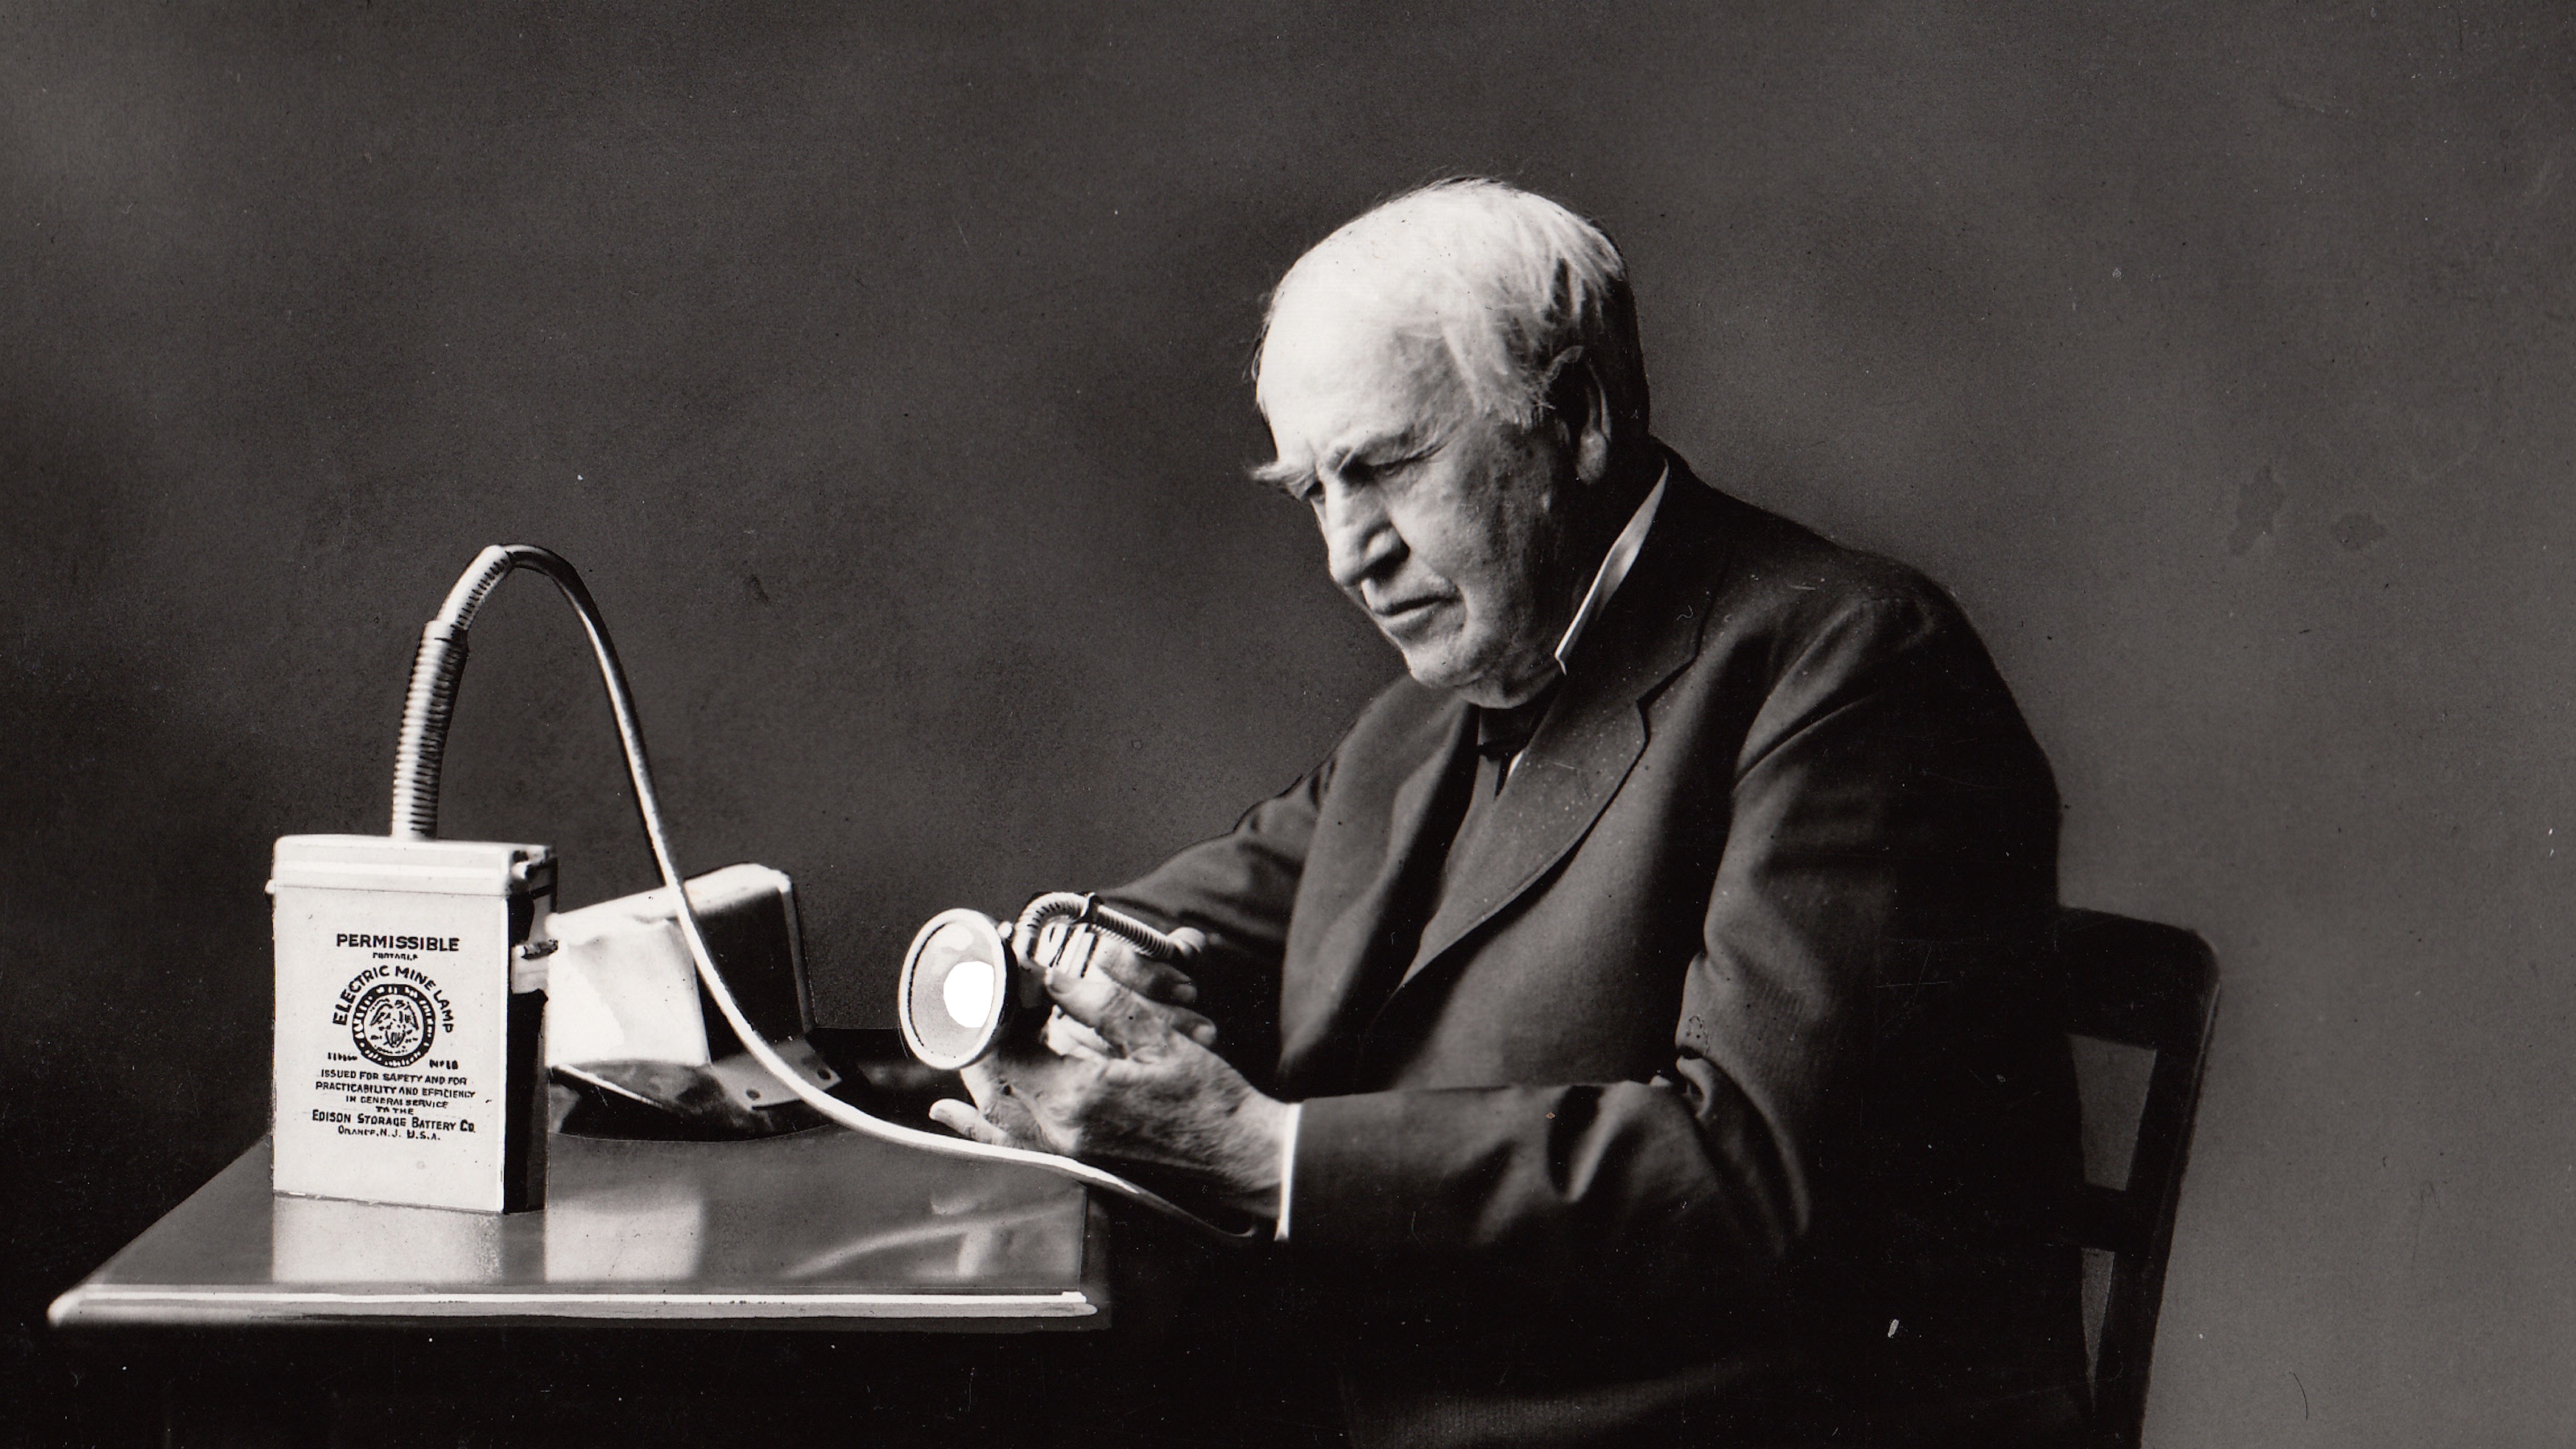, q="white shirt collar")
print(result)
[1551,464,1669,674]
